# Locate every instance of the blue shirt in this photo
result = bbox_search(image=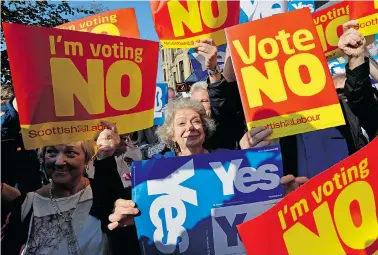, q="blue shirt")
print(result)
[297,128,349,178]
